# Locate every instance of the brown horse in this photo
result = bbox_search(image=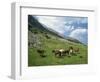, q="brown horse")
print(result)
[74,48,80,53]
[52,47,79,57]
[68,46,74,55]
[52,49,68,57]
[52,49,61,57]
